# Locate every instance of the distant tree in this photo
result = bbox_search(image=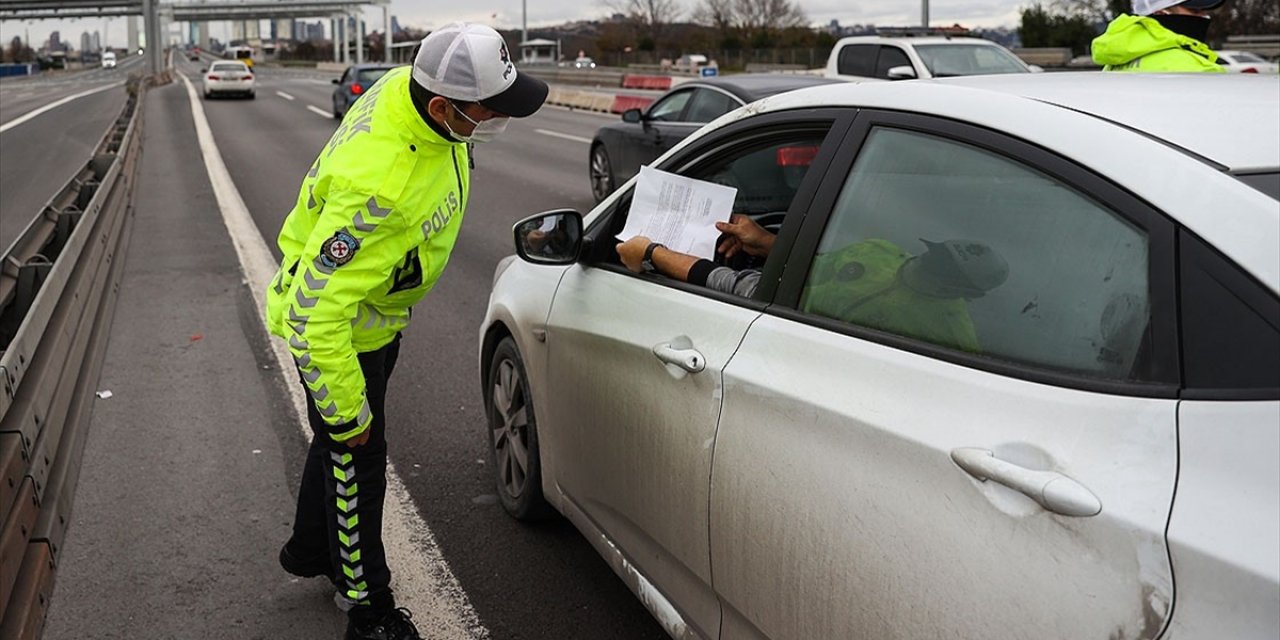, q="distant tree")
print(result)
[691,0,805,49]
[692,0,736,38]
[7,36,27,62]
[734,0,806,46]
[1209,0,1280,41]
[604,0,683,47]
[1019,3,1099,55]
